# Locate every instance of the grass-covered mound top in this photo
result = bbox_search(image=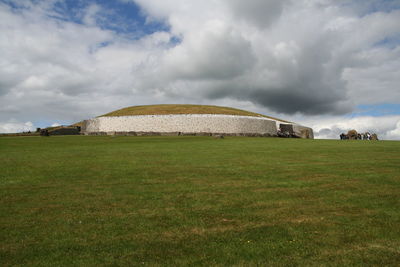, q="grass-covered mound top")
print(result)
[100,104,289,122]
